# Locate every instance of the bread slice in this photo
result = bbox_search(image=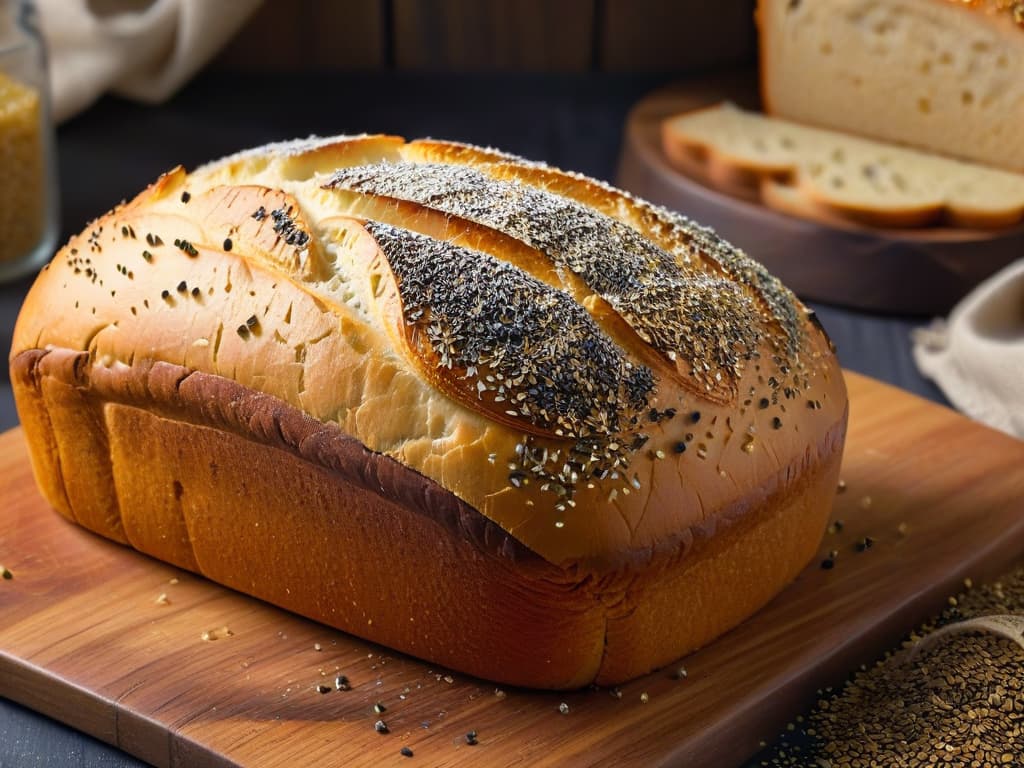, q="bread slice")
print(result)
[662,102,1024,229]
[758,0,1024,173]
